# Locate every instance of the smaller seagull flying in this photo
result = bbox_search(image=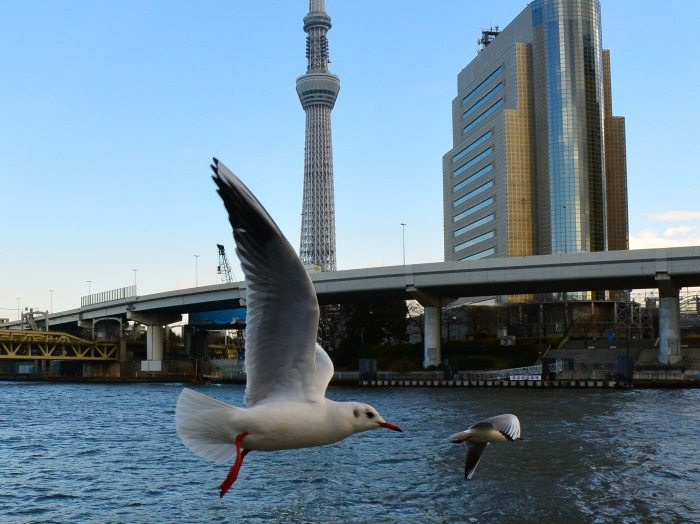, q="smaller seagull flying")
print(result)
[447,414,522,480]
